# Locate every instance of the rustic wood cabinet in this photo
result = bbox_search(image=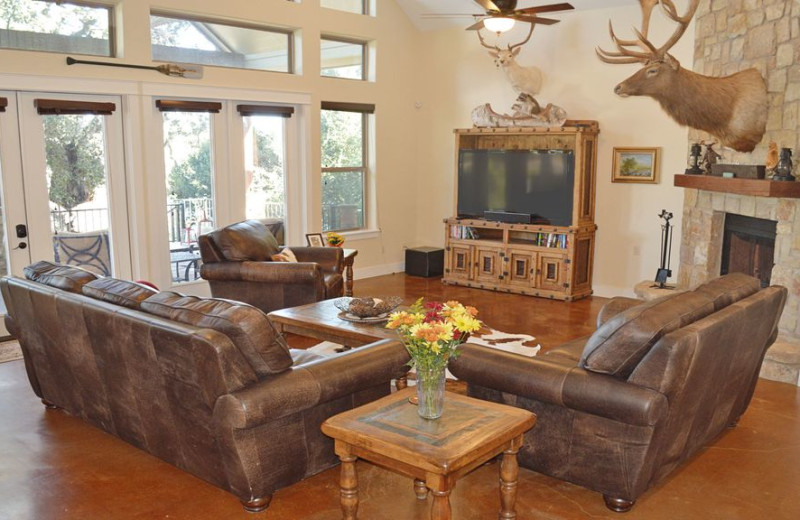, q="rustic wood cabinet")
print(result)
[443,122,599,301]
